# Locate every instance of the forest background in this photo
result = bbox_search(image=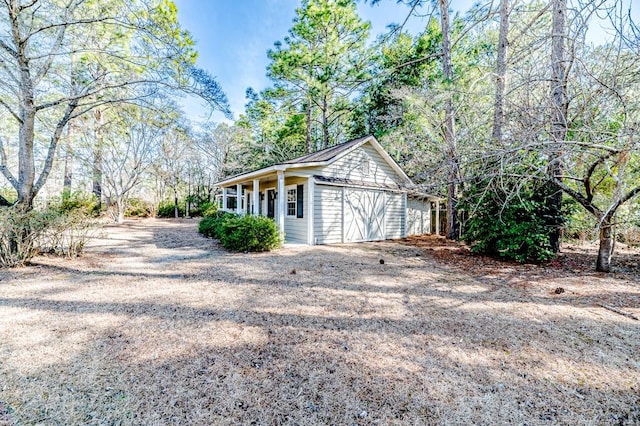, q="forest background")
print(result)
[0,0,639,272]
